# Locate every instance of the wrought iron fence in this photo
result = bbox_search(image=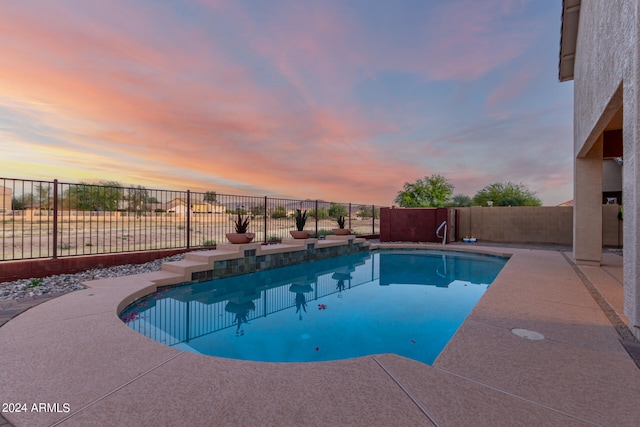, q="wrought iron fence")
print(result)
[1,177,383,261]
